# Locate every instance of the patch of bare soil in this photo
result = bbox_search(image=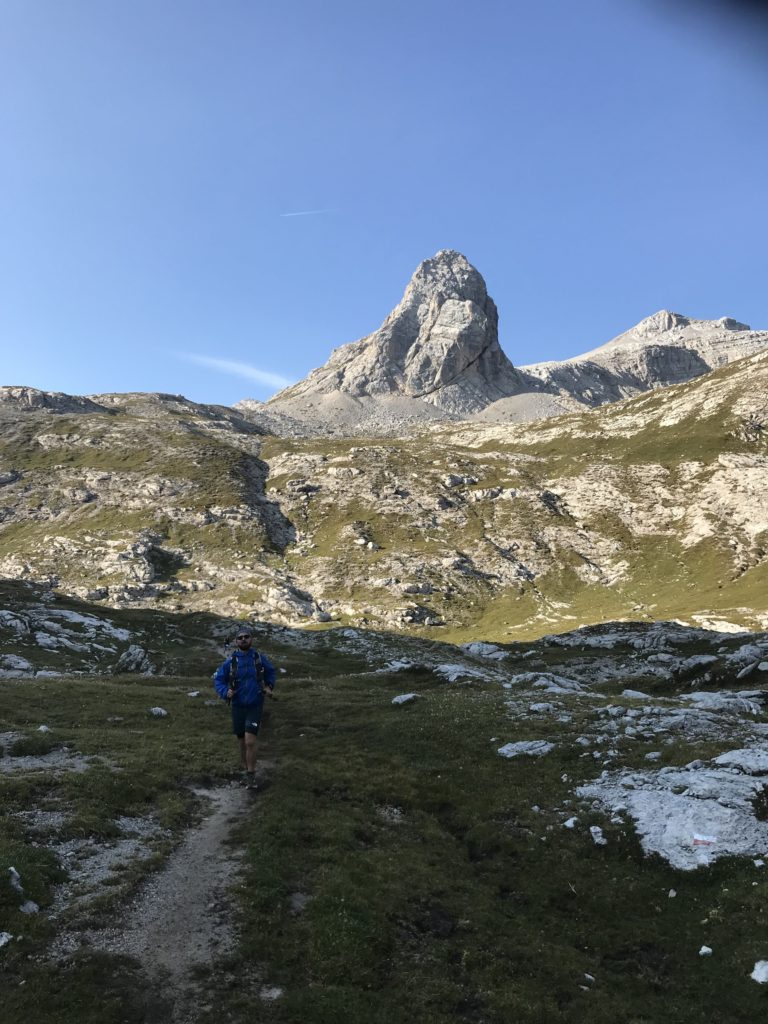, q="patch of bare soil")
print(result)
[0,731,102,775]
[53,783,253,1024]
